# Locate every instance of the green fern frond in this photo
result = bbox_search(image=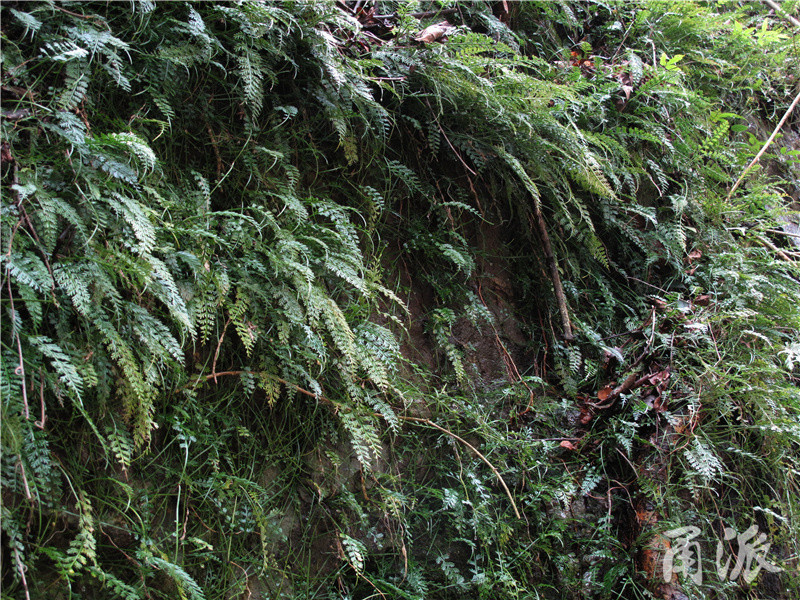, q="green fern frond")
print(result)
[29,336,84,402]
[57,493,97,576]
[140,553,205,600]
[235,42,266,120]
